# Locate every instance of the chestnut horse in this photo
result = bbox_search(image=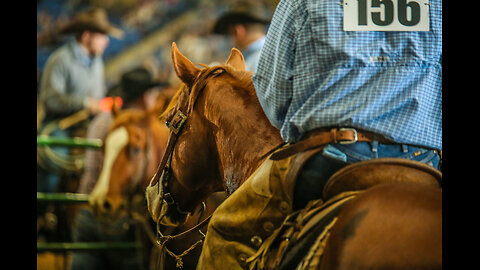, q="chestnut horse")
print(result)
[89,90,226,269]
[145,43,442,269]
